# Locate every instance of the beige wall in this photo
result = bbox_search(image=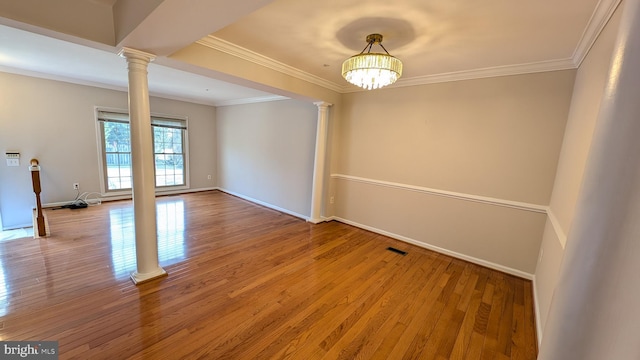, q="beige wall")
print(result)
[216,99,317,218]
[330,71,576,275]
[0,72,216,229]
[534,5,622,340]
[336,72,575,204]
